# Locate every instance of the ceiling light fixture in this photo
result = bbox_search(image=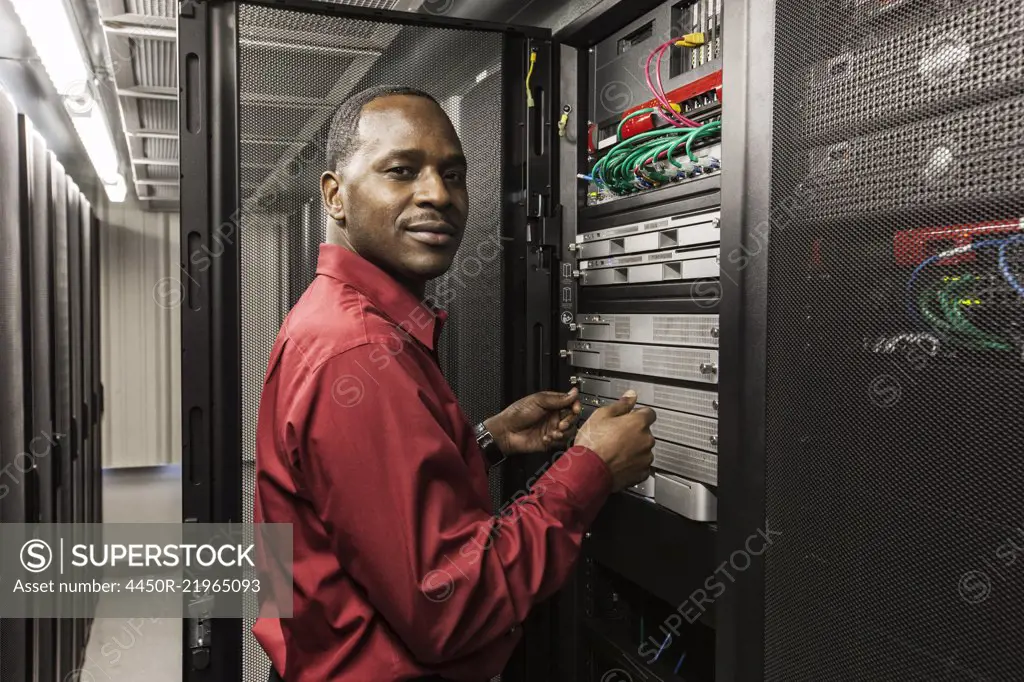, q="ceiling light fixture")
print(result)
[10,0,127,202]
